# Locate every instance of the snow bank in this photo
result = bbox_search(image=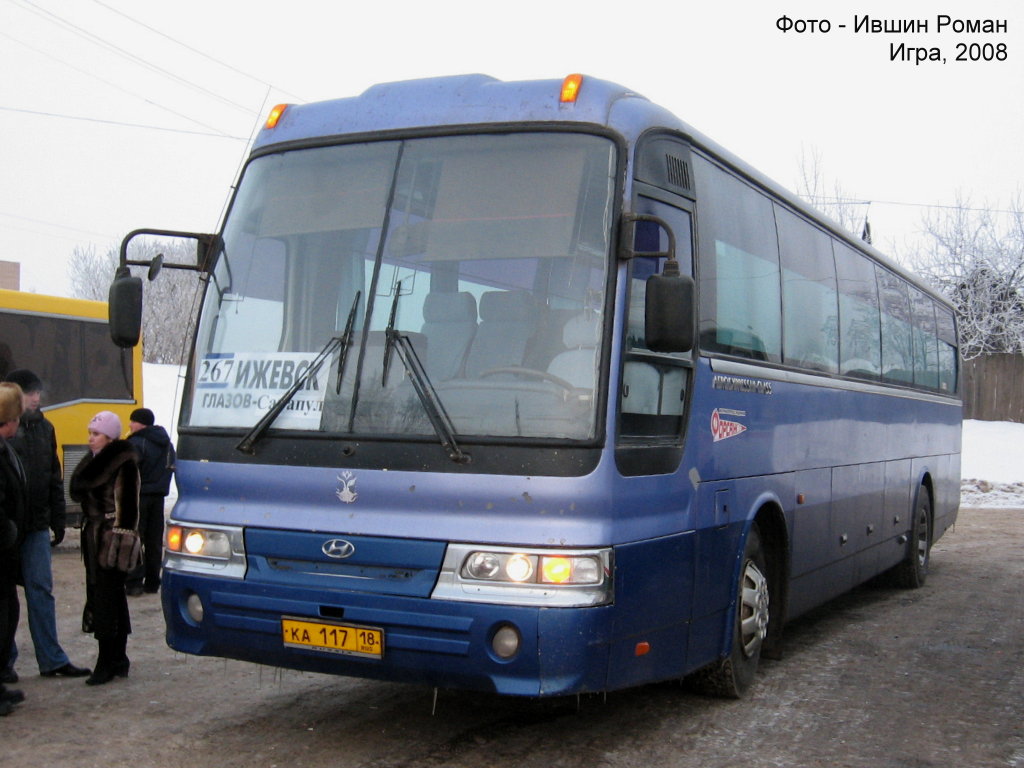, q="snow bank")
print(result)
[960,419,1024,507]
